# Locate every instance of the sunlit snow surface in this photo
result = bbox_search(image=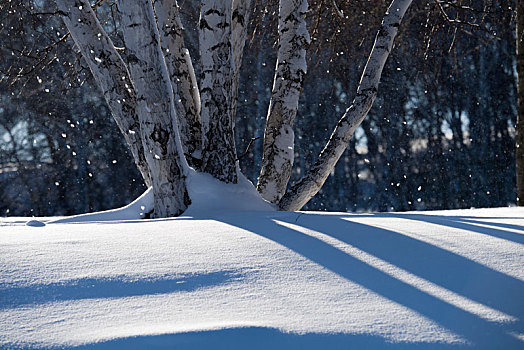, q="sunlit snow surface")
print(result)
[0,194,523,348]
